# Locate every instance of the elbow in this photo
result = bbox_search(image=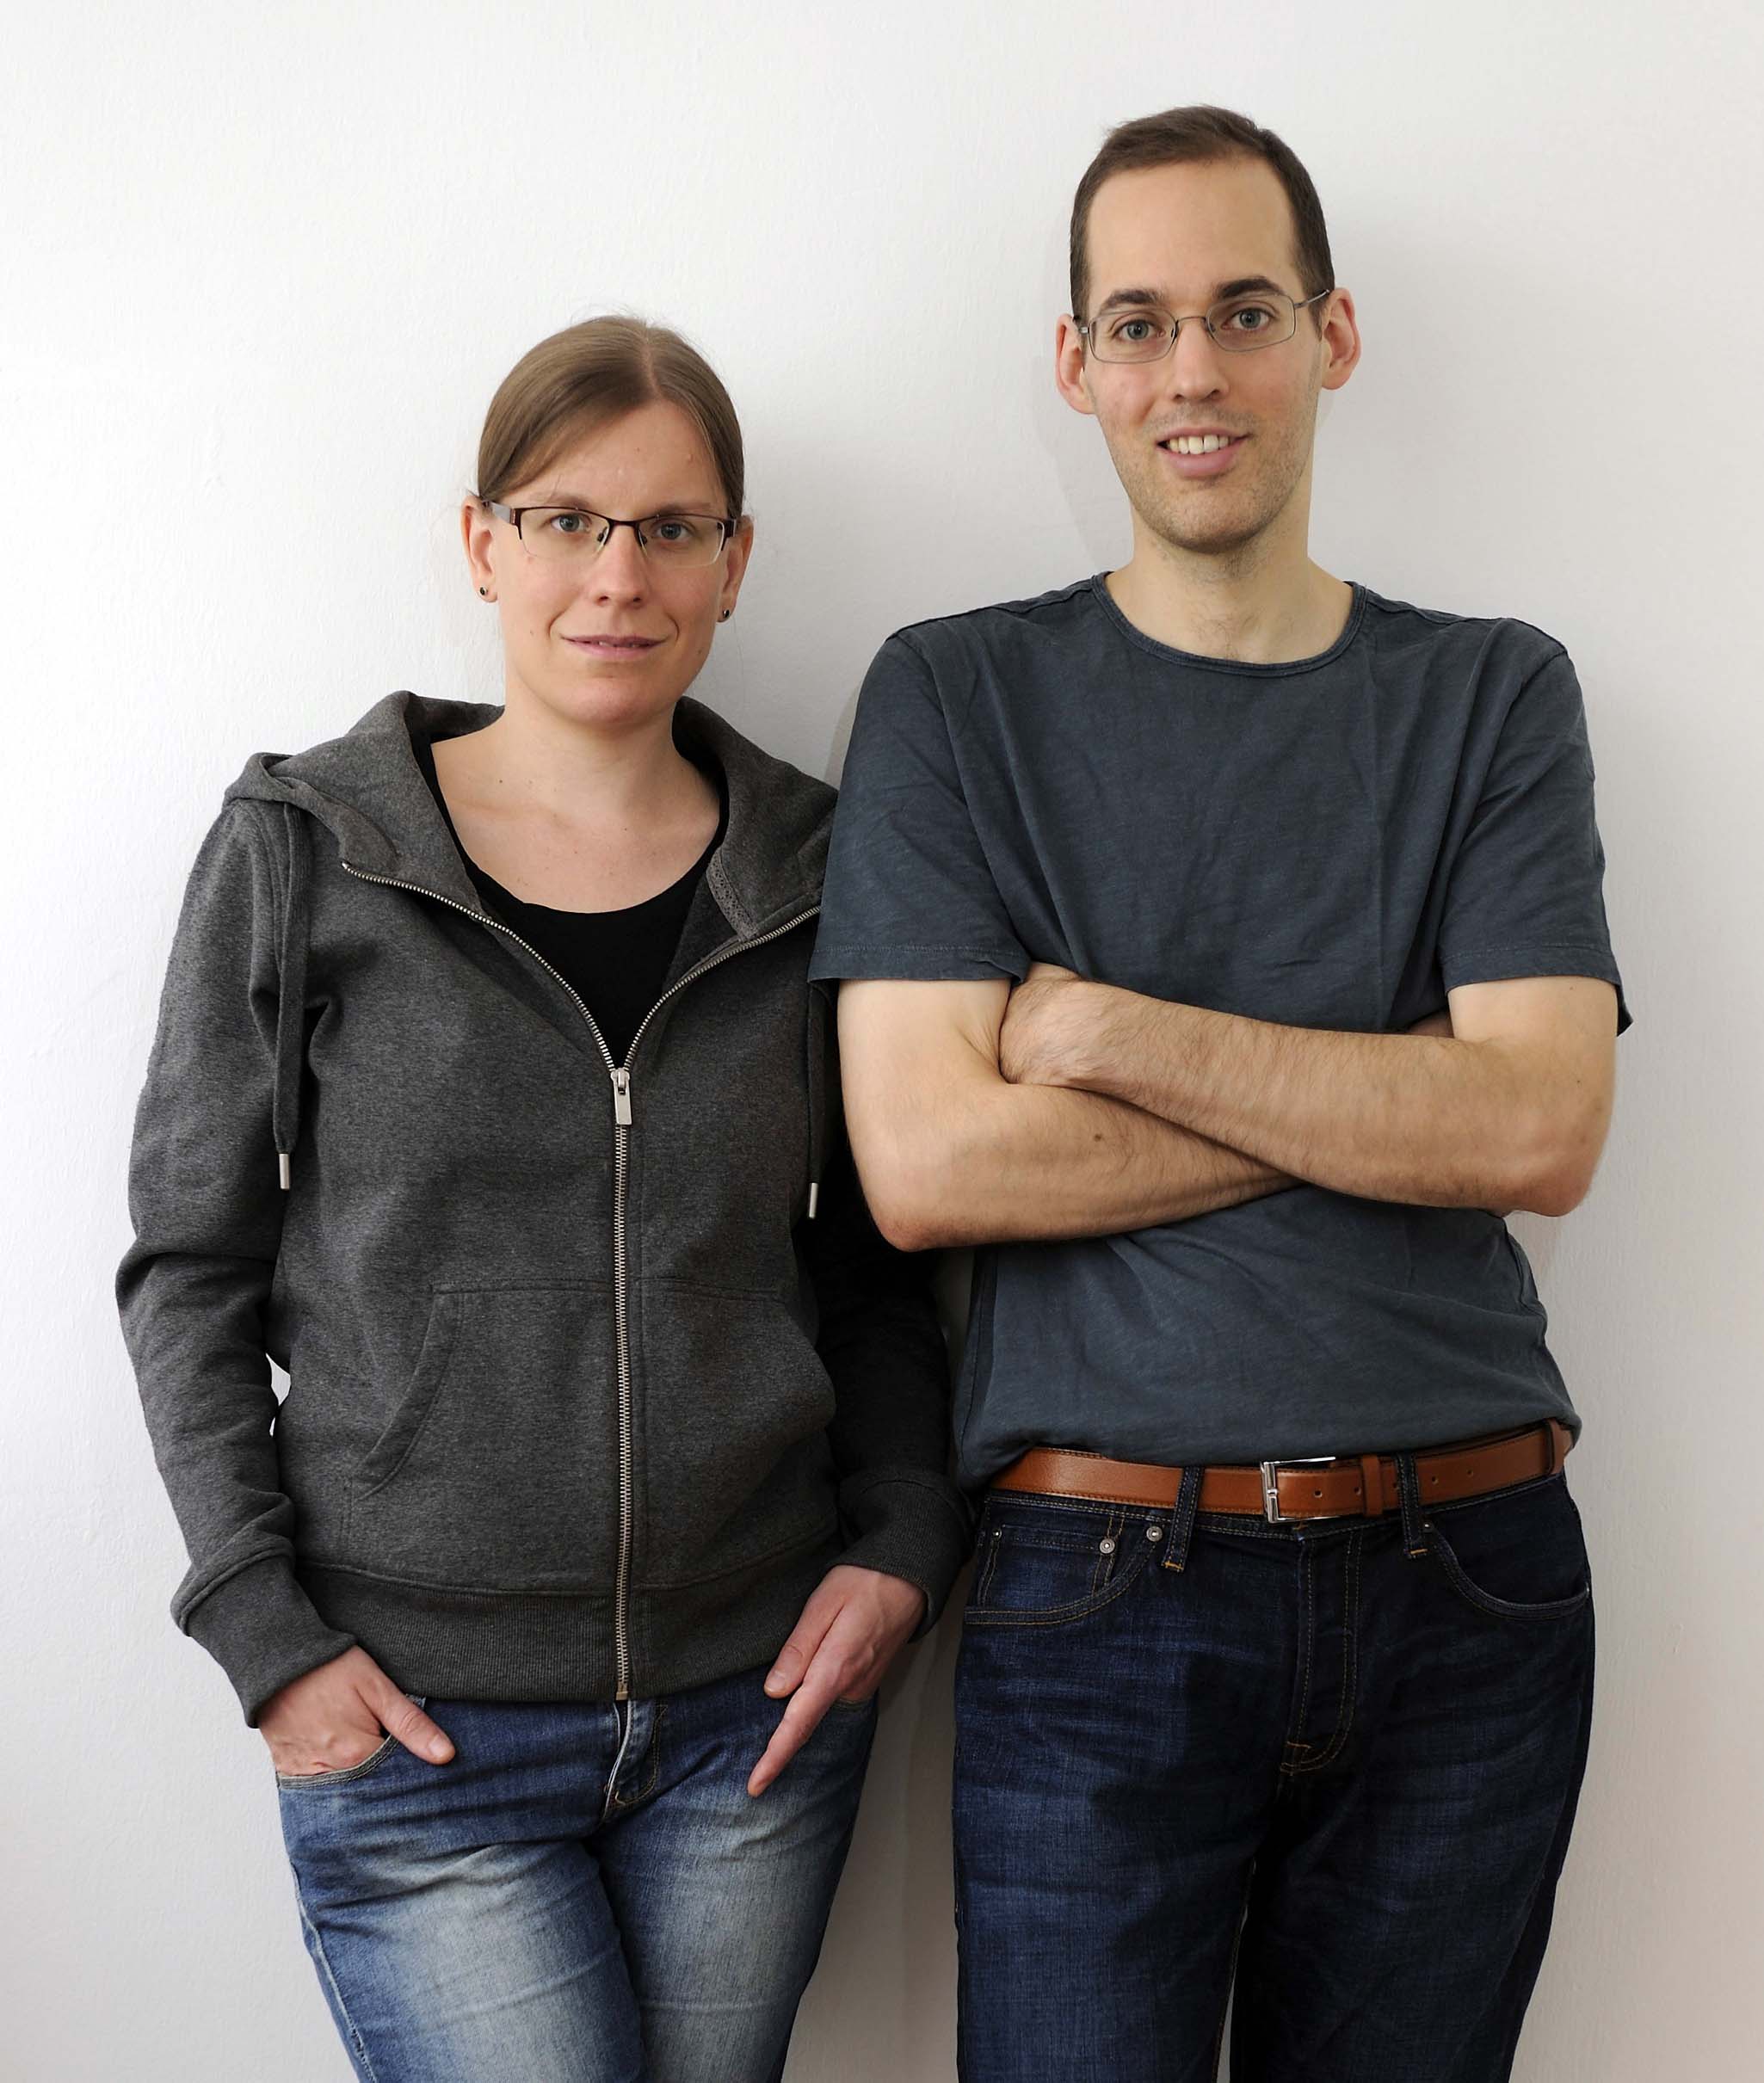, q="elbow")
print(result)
[849,1125,972,1253]
[1503,1104,1607,1218]
[862,1158,965,1253]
